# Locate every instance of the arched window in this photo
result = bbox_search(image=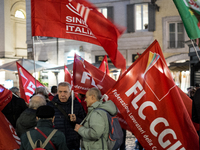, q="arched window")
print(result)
[15,9,25,19]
